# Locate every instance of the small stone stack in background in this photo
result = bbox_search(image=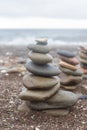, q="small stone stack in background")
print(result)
[79,45,87,79]
[18,39,82,116]
[57,50,83,90]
